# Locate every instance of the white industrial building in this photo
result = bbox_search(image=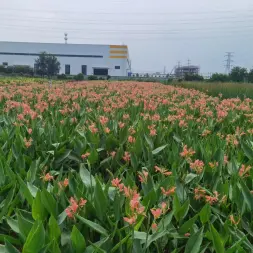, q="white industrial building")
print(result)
[0,41,131,76]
